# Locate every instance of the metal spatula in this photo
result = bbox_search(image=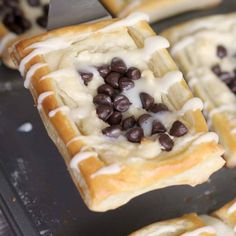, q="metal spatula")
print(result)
[47,0,111,30]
